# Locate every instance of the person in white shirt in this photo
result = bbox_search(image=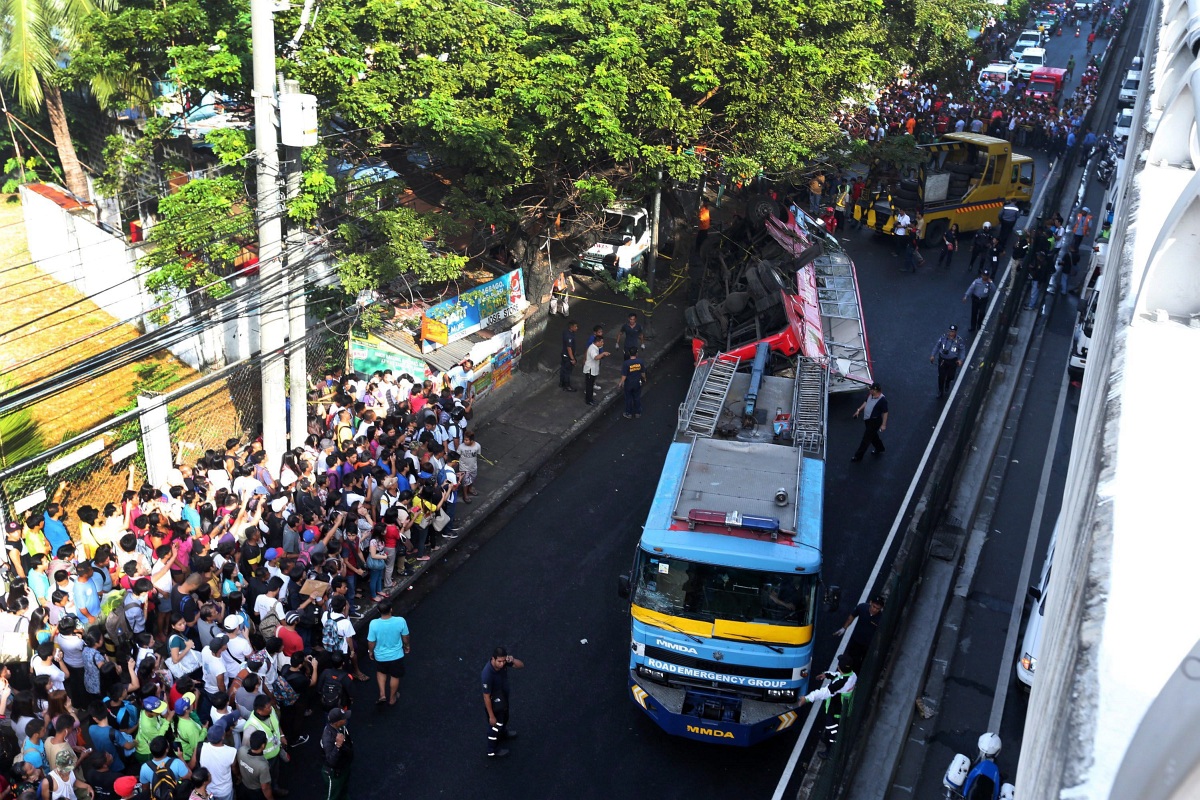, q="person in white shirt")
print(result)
[582,332,610,406]
[615,236,636,278]
[199,720,238,800]
[893,210,911,256]
[220,616,253,681]
[252,578,287,627]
